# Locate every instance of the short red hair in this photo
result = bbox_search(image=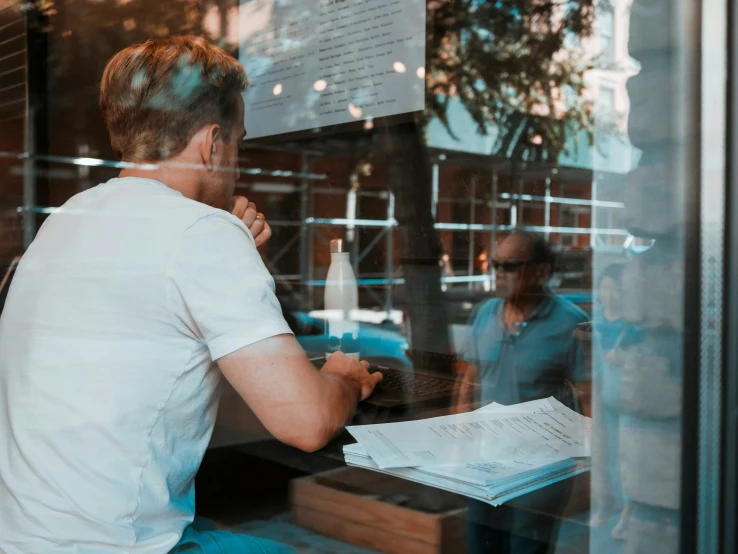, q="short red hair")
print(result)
[100,36,247,162]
